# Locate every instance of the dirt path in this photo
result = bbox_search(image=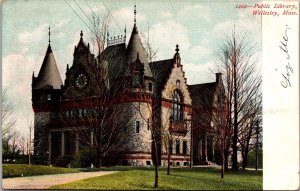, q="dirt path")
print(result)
[2,171,117,189]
